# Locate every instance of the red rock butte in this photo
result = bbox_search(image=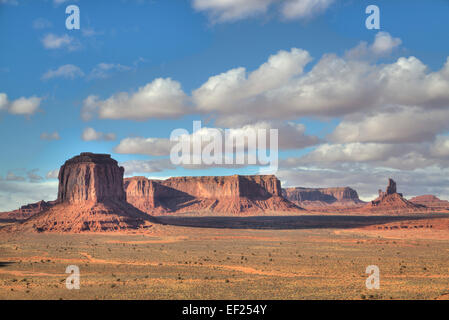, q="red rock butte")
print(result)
[124,174,302,215]
[57,152,126,204]
[365,178,424,212]
[3,152,152,233]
